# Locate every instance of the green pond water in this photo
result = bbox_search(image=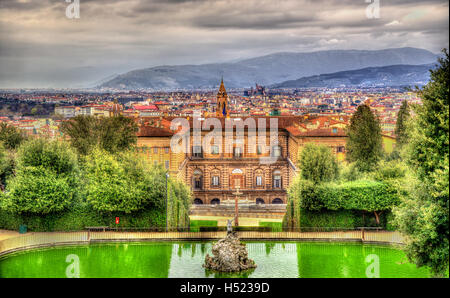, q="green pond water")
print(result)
[0,241,431,278]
